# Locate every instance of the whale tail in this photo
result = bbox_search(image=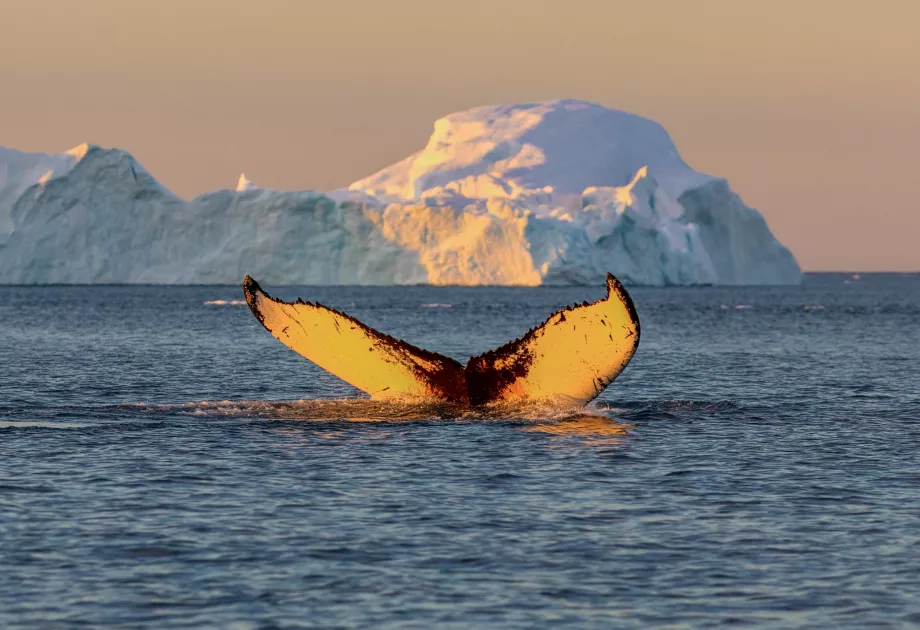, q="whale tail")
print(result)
[243,274,640,408]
